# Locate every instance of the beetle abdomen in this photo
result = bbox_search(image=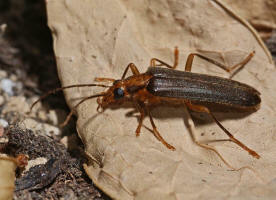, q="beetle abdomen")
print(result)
[146,67,261,107]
